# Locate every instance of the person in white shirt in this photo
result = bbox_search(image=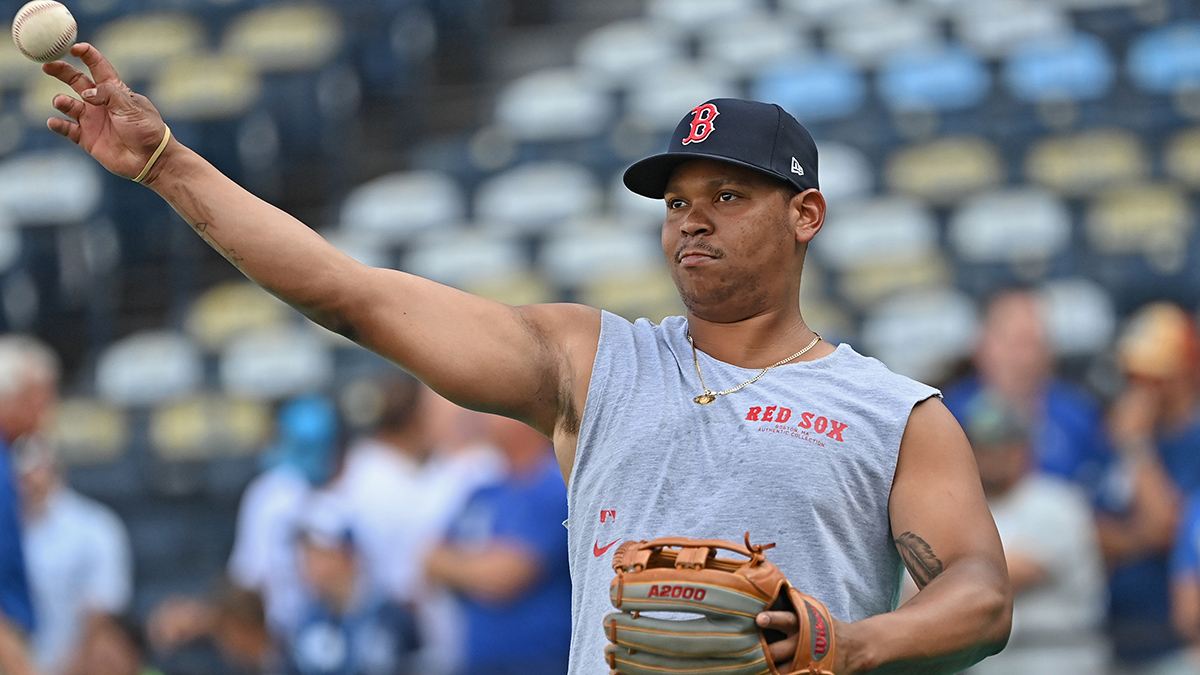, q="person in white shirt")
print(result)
[331,373,500,675]
[16,436,133,675]
[963,391,1111,675]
